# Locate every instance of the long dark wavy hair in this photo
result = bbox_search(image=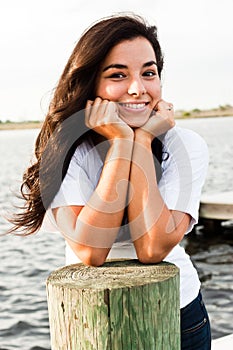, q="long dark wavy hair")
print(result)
[8,13,164,235]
